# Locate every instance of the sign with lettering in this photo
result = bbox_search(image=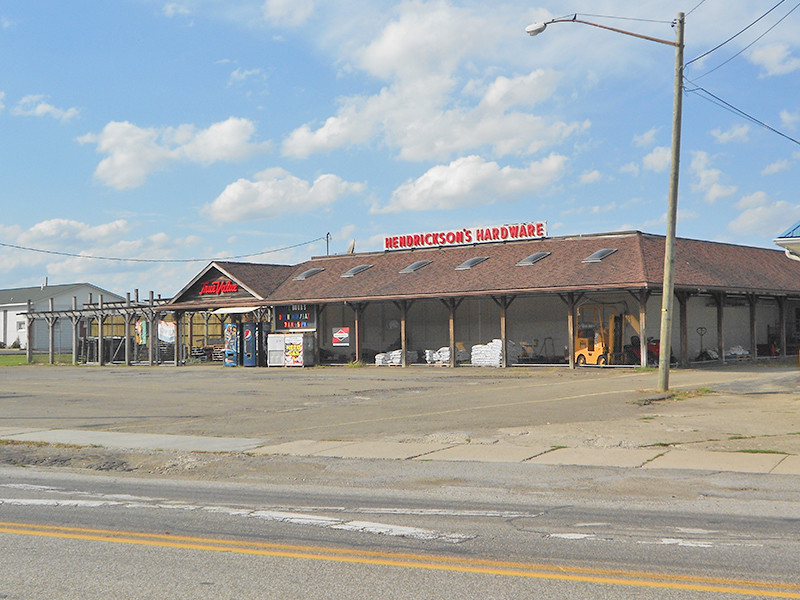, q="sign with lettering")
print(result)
[274,304,316,332]
[384,221,547,251]
[332,327,350,347]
